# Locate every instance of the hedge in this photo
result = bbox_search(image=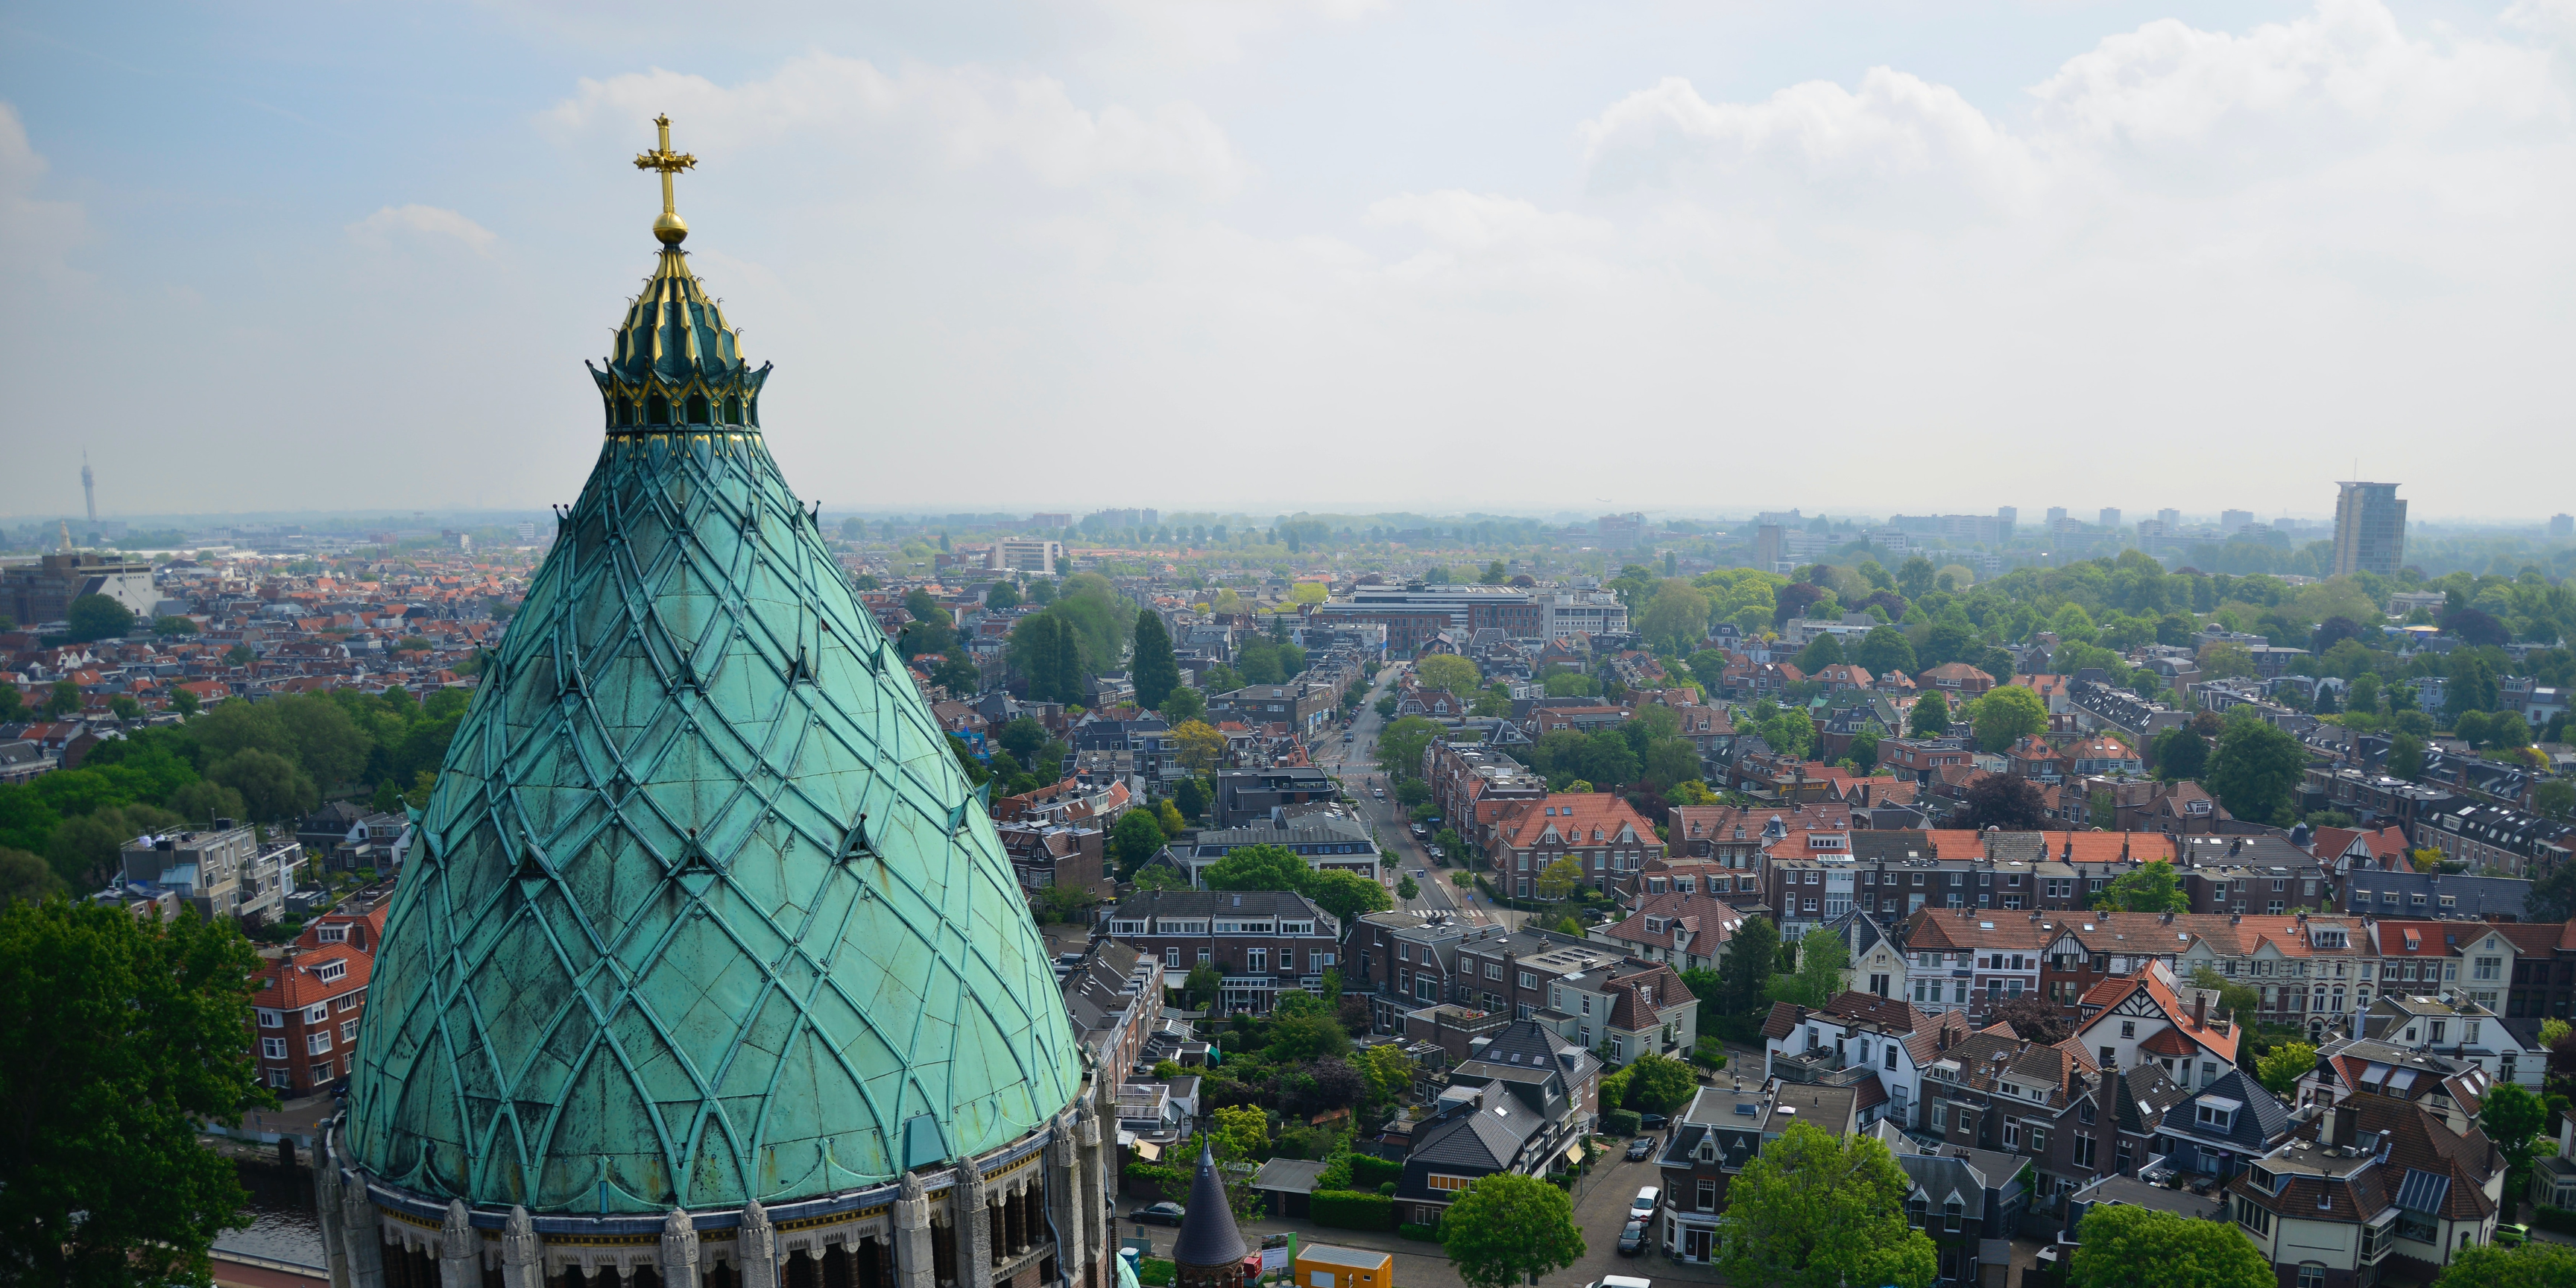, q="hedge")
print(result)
[2536,1206,2576,1235]
[1310,1189,1397,1231]
[1603,1108,1642,1137]
[1349,1155,1404,1190]
[1397,1223,1440,1242]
